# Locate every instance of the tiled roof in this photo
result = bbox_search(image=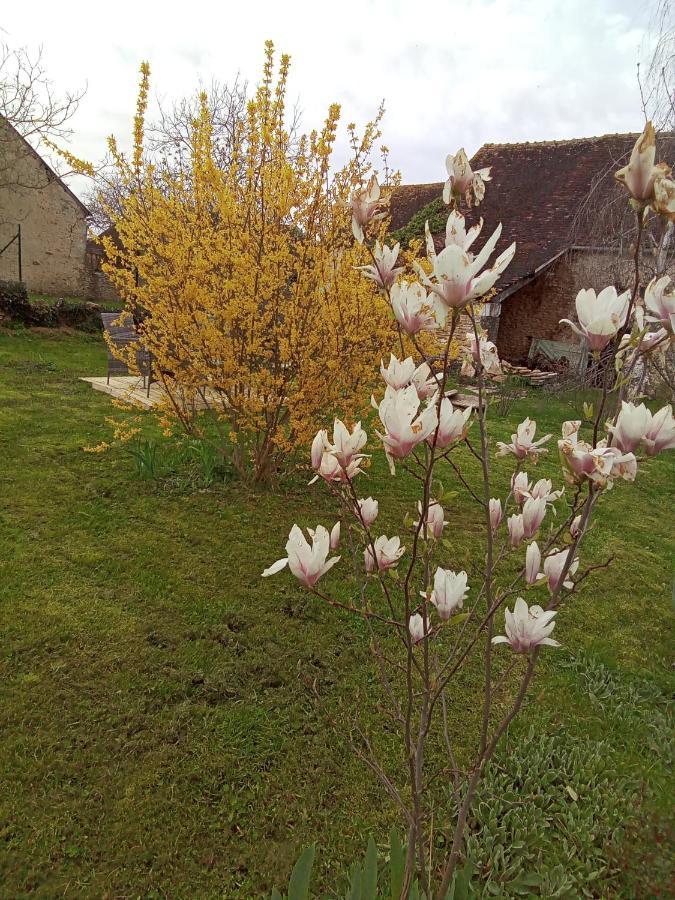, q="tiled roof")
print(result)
[389,132,675,293]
